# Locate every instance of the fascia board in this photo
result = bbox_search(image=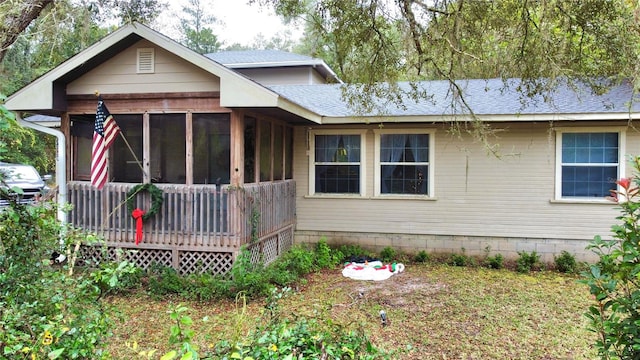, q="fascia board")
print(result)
[6,23,282,111]
[277,98,323,124]
[319,112,640,124]
[5,25,141,111]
